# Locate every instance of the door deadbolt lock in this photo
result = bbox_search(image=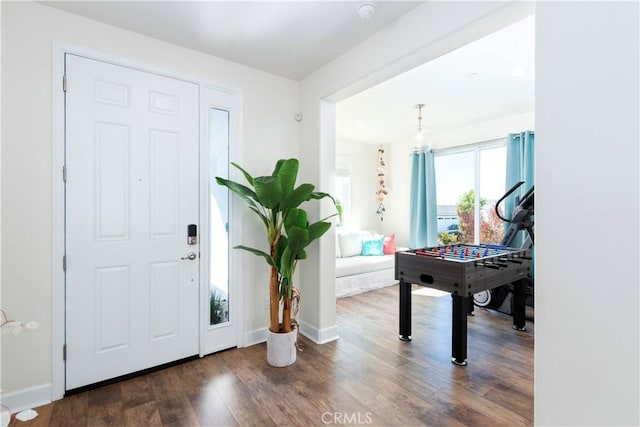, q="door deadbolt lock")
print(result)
[187,224,197,245]
[181,252,197,261]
